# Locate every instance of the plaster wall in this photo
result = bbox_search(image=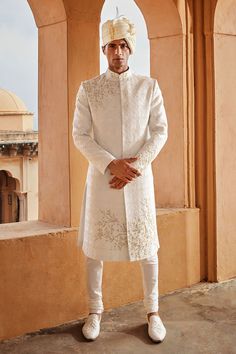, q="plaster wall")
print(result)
[22,115,34,131]
[136,0,188,208]
[214,3,236,280]
[26,158,38,220]
[67,17,102,227]
[0,115,33,131]
[150,35,187,207]
[214,34,236,280]
[38,21,70,226]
